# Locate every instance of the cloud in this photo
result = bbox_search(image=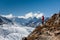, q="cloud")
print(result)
[18,12,44,19]
[25,12,33,18]
[18,16,25,18]
[1,14,14,18]
[35,13,44,18]
[1,12,44,19]
[18,12,33,19]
